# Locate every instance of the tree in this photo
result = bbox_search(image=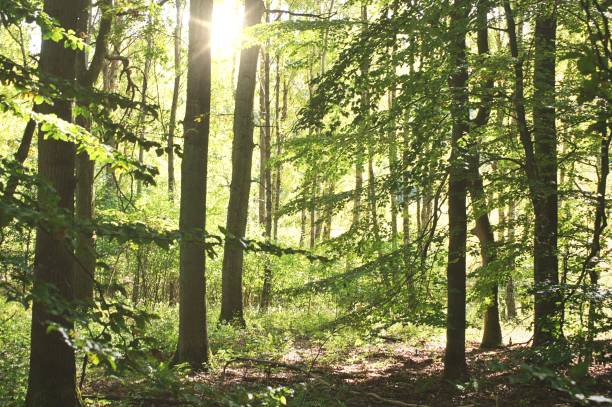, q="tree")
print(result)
[503,0,562,346]
[167,0,184,199]
[175,0,213,369]
[219,0,265,326]
[466,0,502,348]
[25,0,82,404]
[444,0,469,381]
[74,0,113,302]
